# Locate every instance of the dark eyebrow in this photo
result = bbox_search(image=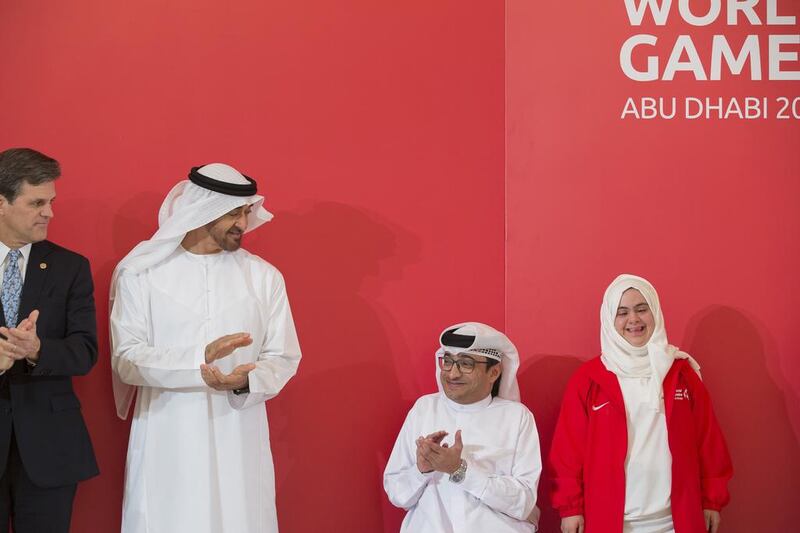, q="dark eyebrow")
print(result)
[443,352,478,362]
